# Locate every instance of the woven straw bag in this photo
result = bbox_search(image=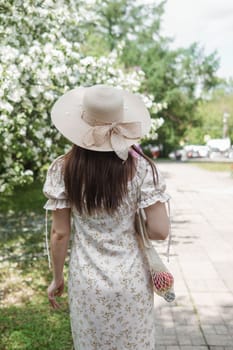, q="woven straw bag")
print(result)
[135,163,175,302]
